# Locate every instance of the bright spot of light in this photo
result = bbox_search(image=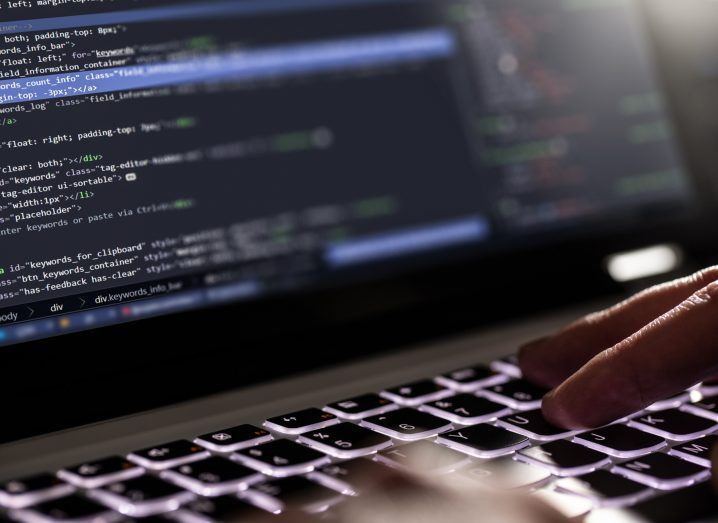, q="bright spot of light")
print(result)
[606,244,682,283]
[498,53,519,75]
